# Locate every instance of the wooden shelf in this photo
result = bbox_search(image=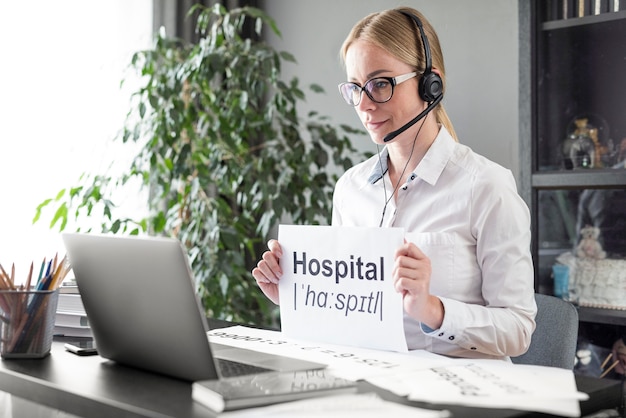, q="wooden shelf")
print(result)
[532,170,626,189]
[542,9,626,30]
[528,0,626,338]
[577,305,626,325]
